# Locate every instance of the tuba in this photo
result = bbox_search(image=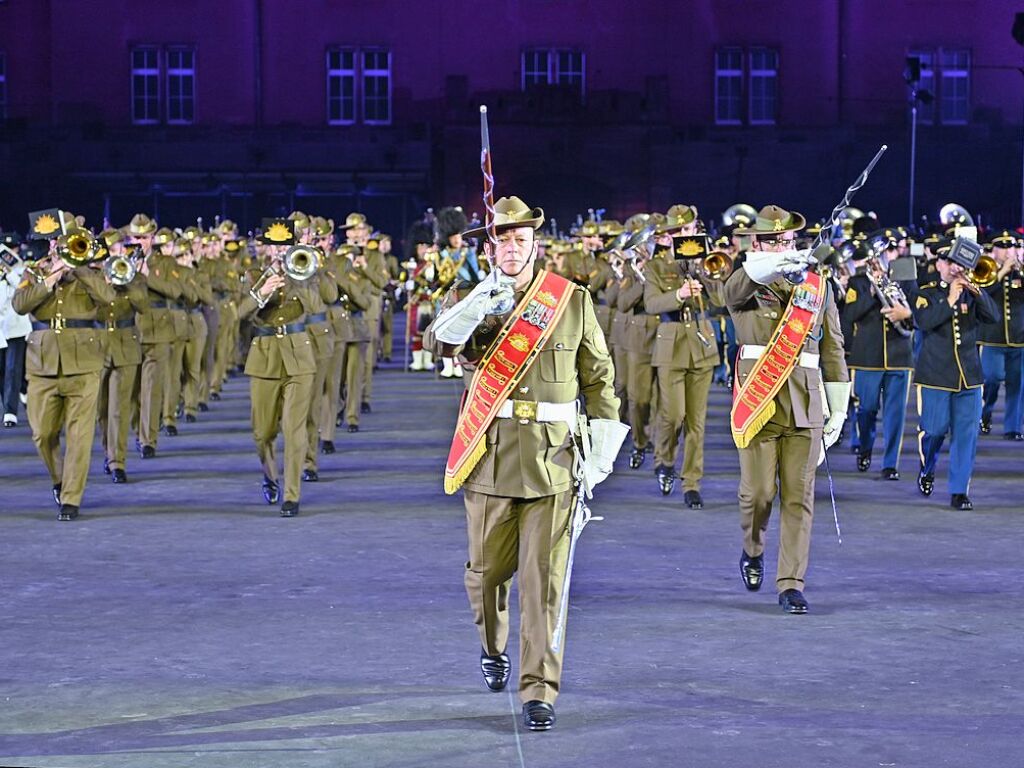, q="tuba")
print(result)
[939,203,974,230]
[721,203,758,229]
[103,254,137,286]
